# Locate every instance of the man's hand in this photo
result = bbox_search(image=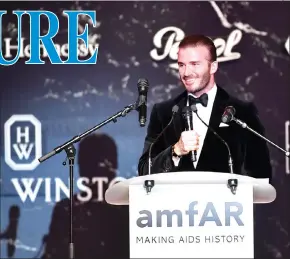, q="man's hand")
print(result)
[173,130,200,156]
